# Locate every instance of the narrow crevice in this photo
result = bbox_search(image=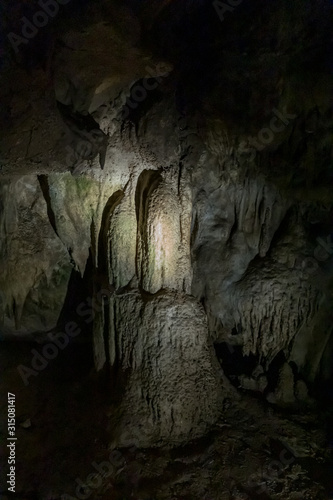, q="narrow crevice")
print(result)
[122,78,164,127]
[97,190,124,273]
[266,205,297,256]
[190,211,199,247]
[56,101,108,169]
[37,175,58,236]
[227,205,238,246]
[135,169,162,283]
[177,160,182,196]
[57,251,94,334]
